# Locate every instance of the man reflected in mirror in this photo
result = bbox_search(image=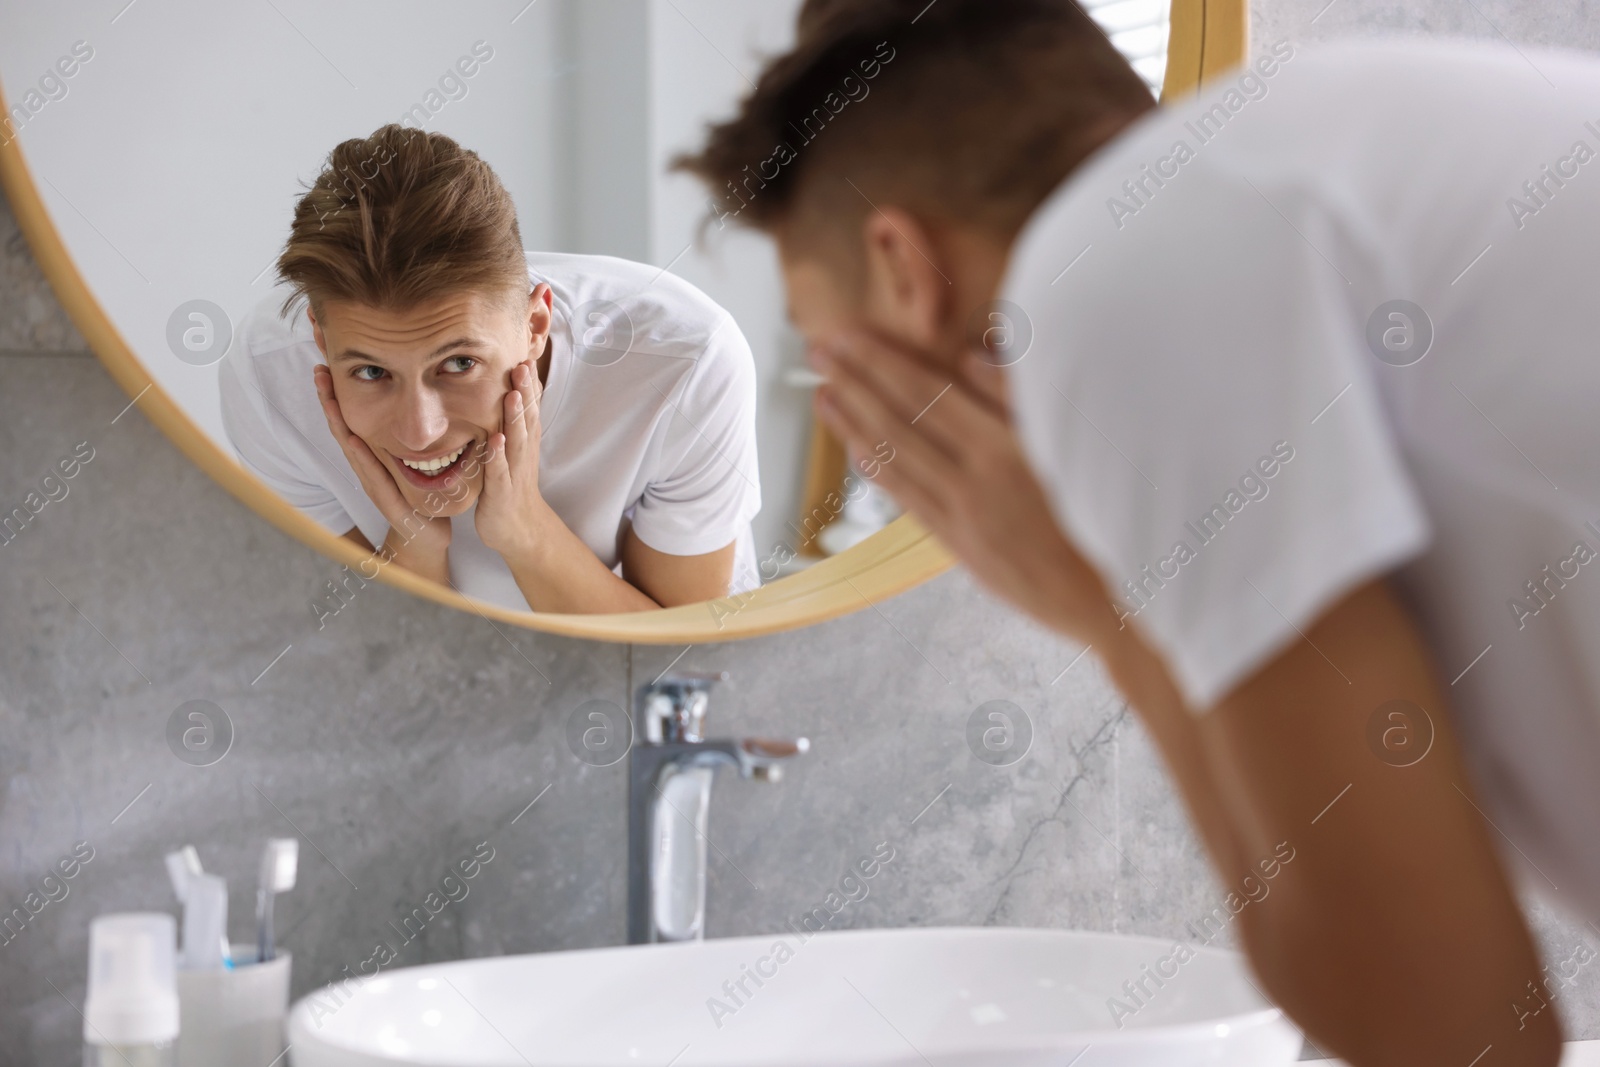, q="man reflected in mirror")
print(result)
[221,125,762,613]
